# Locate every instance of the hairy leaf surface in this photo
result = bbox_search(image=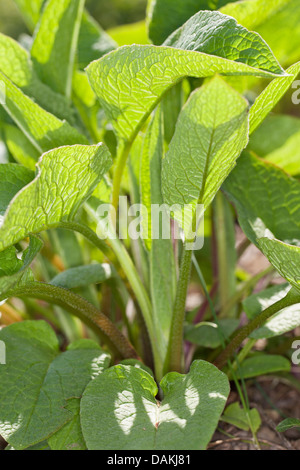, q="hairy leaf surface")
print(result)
[0,144,112,251]
[162,77,249,240]
[0,322,110,449]
[223,153,300,246]
[81,361,229,450]
[87,38,284,144]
